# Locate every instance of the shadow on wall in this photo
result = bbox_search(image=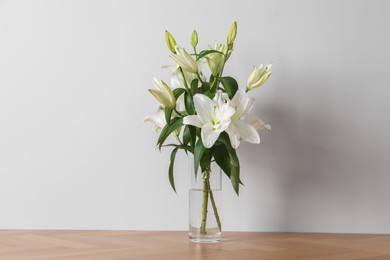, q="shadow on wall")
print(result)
[240,79,390,232]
